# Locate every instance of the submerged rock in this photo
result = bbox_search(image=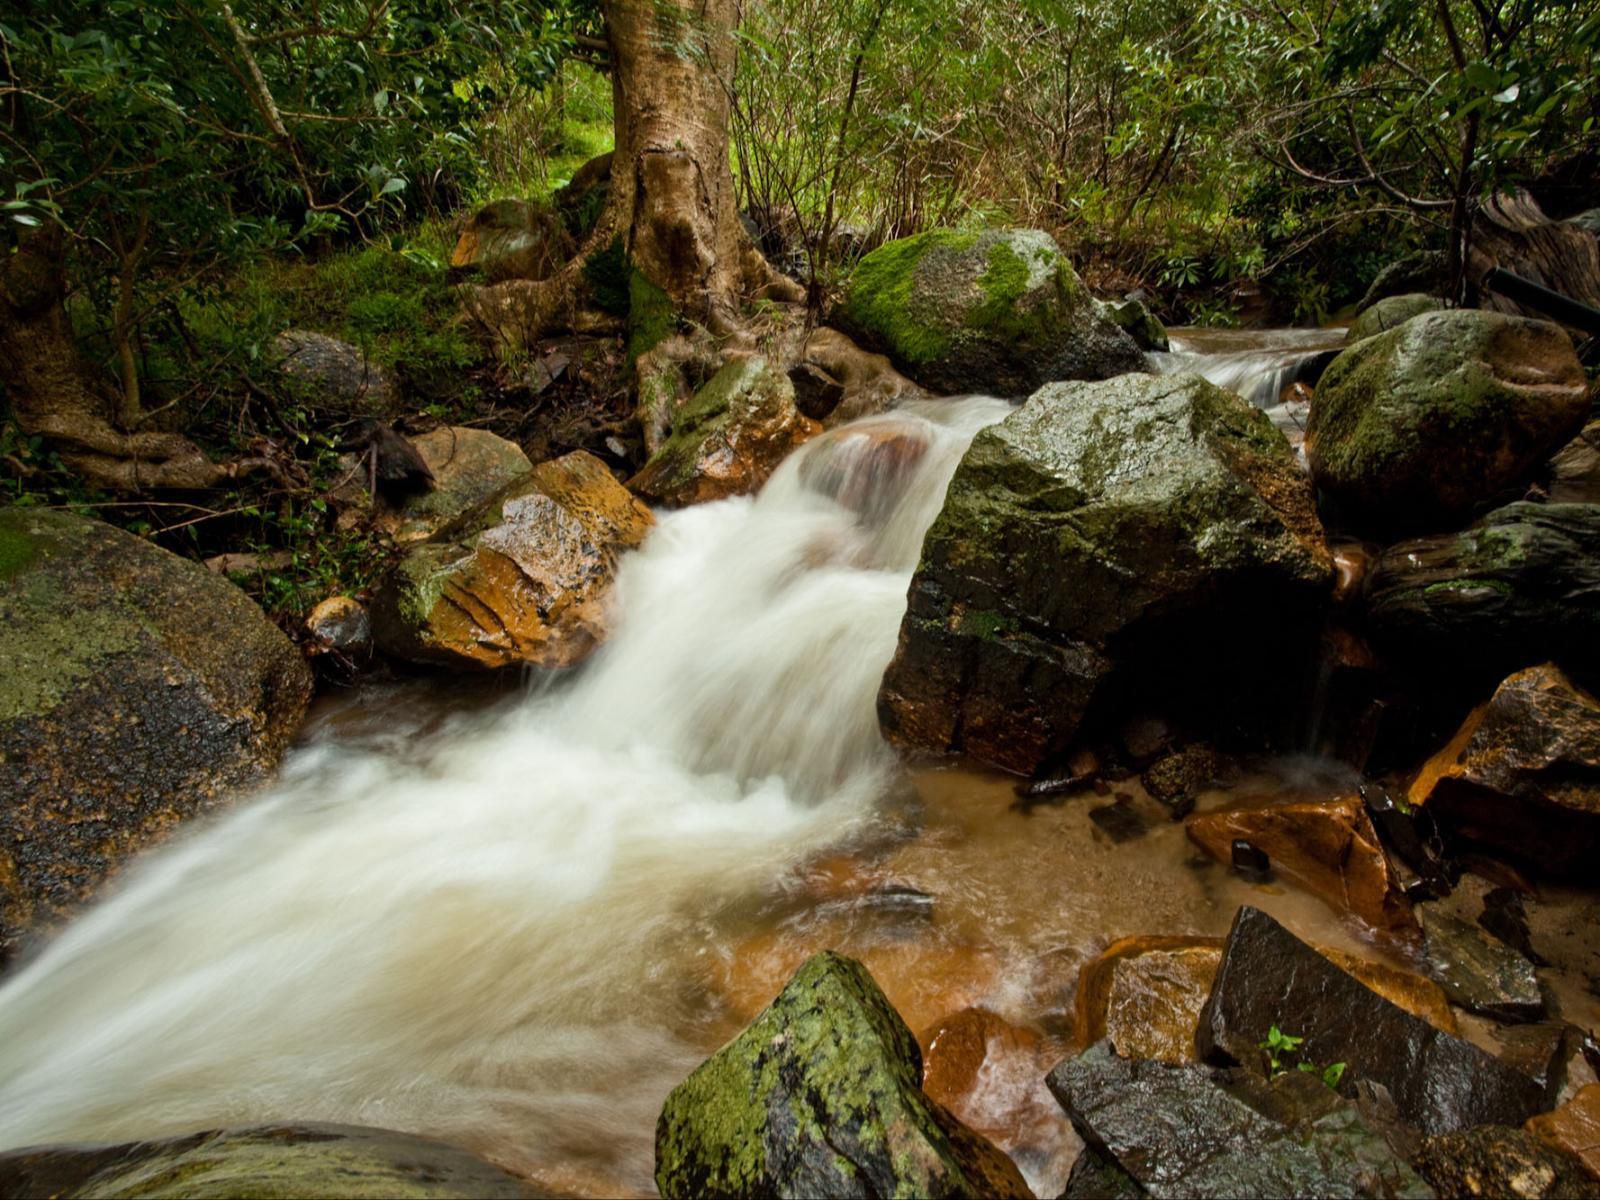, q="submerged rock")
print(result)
[877,372,1331,775]
[1307,310,1588,536]
[0,507,311,956]
[628,356,820,506]
[1365,503,1600,677]
[273,329,400,416]
[1348,293,1444,342]
[1046,1041,1431,1199]
[1197,906,1548,1135]
[836,228,1146,396]
[1418,904,1544,1022]
[655,951,1031,1200]
[0,1122,539,1199]
[372,451,653,671]
[1527,1084,1600,1181]
[1407,663,1600,877]
[1415,1125,1600,1200]
[1185,795,1413,930]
